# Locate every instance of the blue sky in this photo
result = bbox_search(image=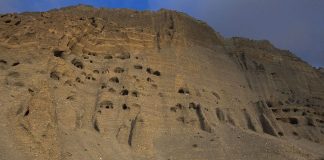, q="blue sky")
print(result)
[0,0,323,67]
